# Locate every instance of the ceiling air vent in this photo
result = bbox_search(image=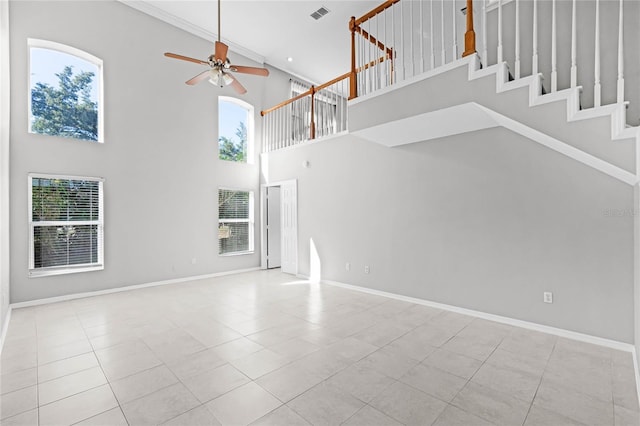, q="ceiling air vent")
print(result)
[310,6,330,20]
